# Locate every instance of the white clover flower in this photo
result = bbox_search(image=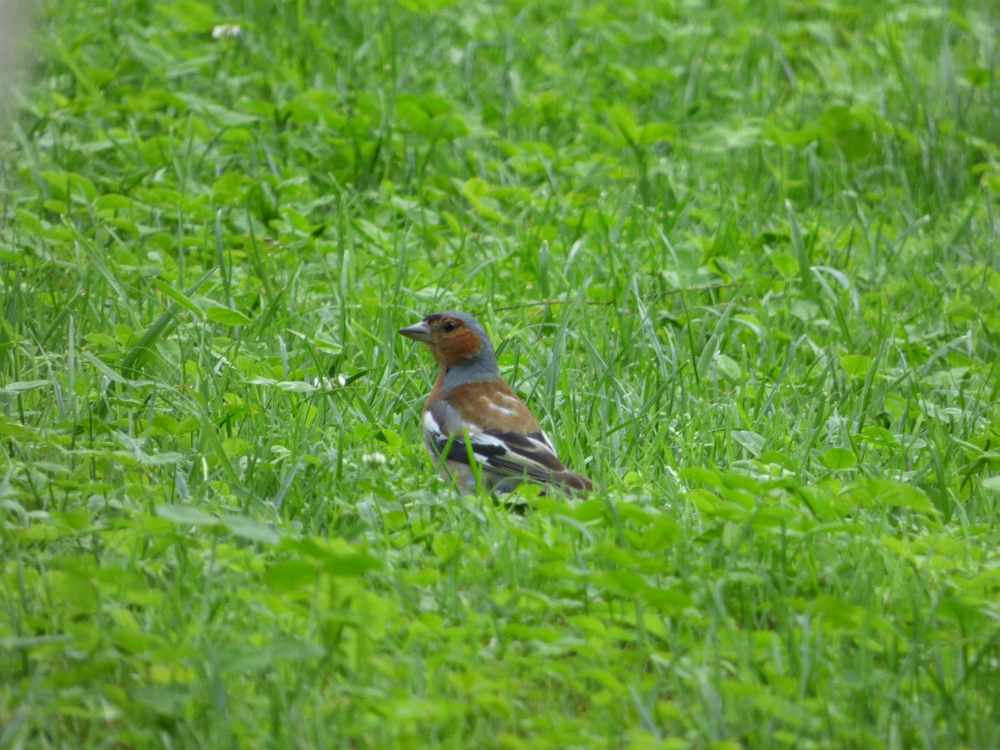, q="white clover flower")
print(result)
[310,375,348,390]
[361,451,387,468]
[212,24,242,40]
